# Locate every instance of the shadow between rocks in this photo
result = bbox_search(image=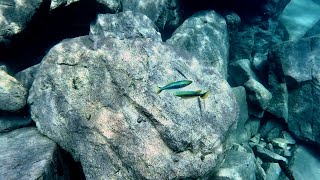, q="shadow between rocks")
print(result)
[0,0,111,74]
